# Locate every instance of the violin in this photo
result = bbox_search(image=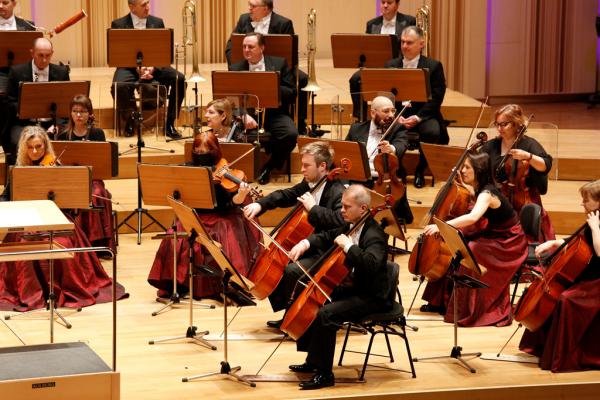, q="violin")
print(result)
[212,158,262,199]
[39,153,59,166]
[372,123,405,203]
[514,223,593,331]
[248,159,351,300]
[407,99,489,281]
